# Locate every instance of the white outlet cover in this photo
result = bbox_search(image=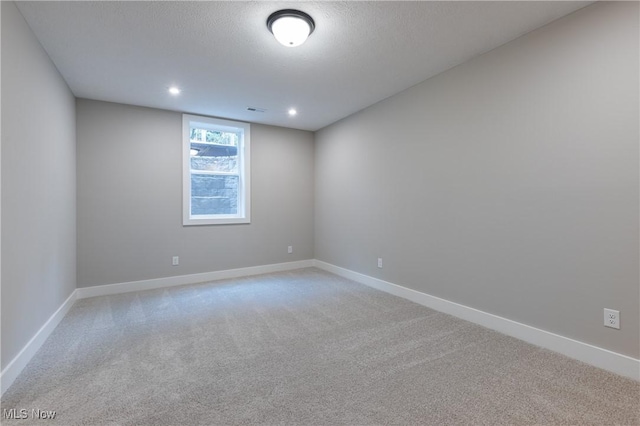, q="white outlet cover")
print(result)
[604,308,620,330]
